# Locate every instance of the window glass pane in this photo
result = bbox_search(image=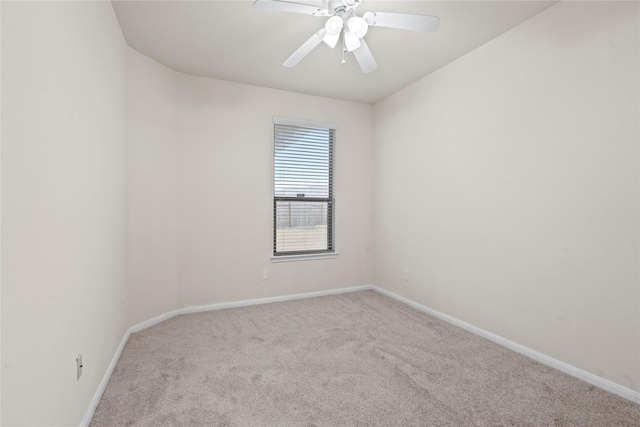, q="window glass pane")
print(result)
[275,201,329,252]
[274,122,334,256]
